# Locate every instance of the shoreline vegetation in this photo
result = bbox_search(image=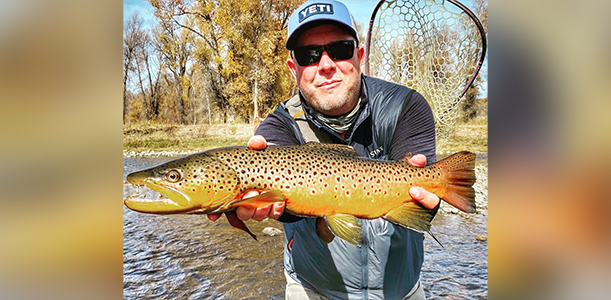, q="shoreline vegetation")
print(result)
[123,120,487,157]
